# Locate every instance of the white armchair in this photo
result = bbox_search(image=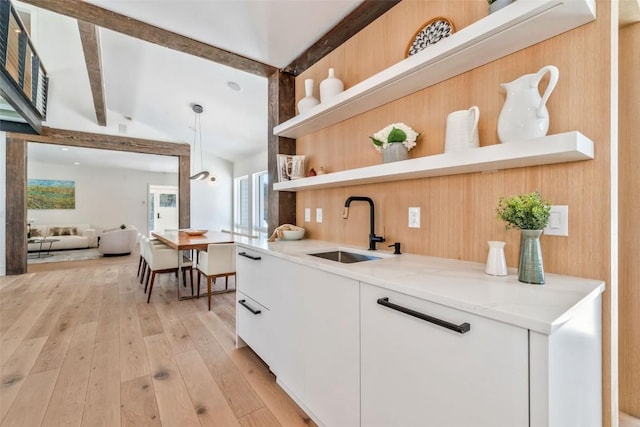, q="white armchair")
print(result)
[98,227,138,256]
